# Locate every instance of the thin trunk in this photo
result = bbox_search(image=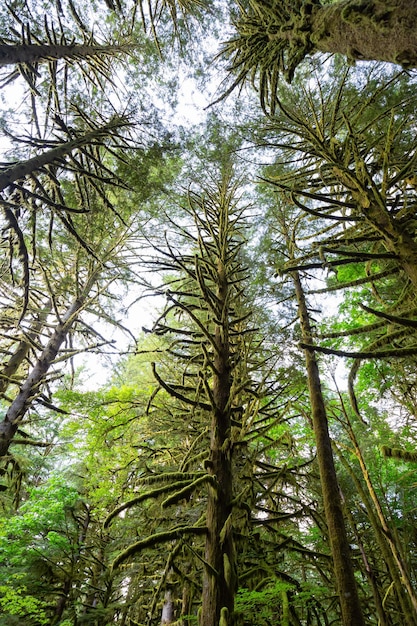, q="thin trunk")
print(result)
[281,589,289,626]
[0,273,97,457]
[310,0,417,68]
[161,590,174,624]
[344,421,417,621]
[181,573,194,626]
[342,490,393,626]
[292,270,365,626]
[0,117,128,192]
[337,447,416,625]
[0,43,125,67]
[50,579,71,626]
